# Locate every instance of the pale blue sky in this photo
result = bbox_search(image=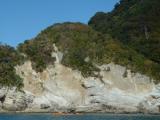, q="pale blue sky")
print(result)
[0,0,119,47]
